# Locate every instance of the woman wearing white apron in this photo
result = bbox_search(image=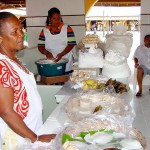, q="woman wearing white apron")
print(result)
[0,12,56,149]
[38,7,76,72]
